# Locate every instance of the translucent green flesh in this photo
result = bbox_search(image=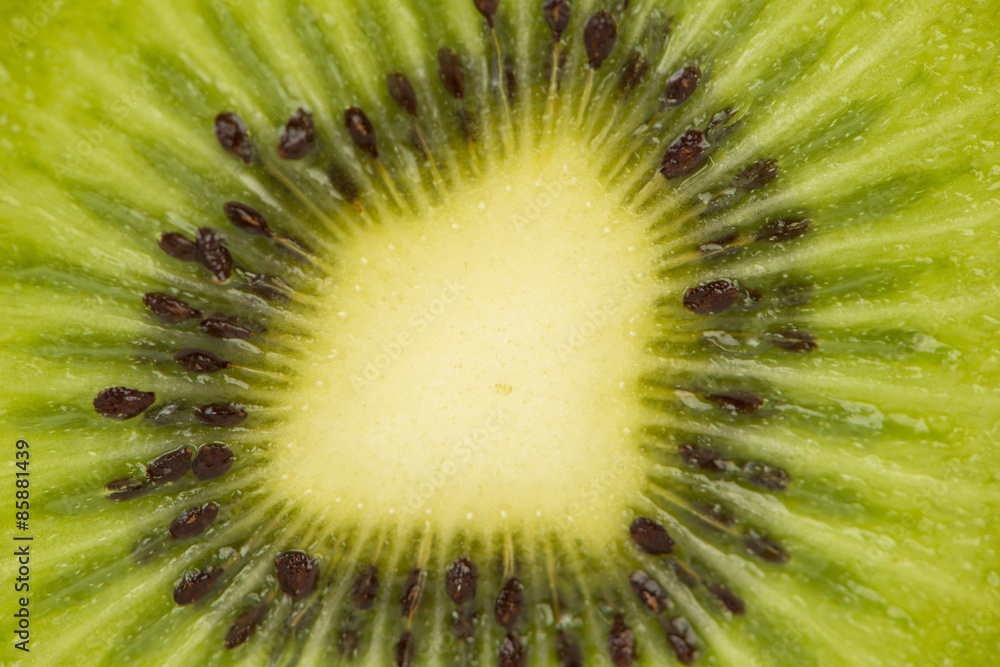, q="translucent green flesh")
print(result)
[1,0,999,666]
